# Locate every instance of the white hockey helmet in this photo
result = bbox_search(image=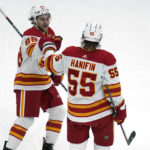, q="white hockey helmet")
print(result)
[29,5,51,23]
[82,22,103,42]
